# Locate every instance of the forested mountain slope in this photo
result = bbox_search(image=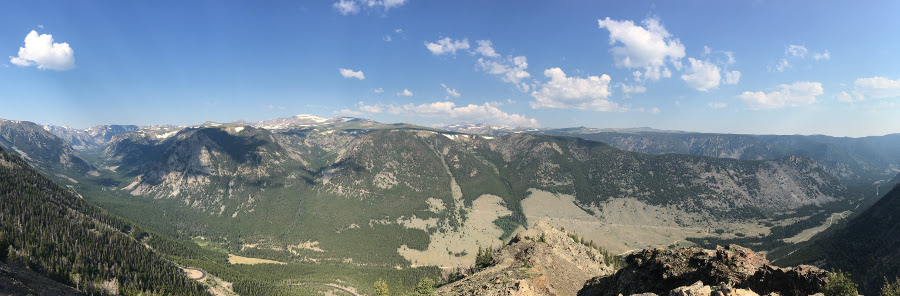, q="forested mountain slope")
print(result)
[543,130,900,184]
[0,146,208,295]
[86,125,853,268]
[775,183,900,295]
[0,119,97,180]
